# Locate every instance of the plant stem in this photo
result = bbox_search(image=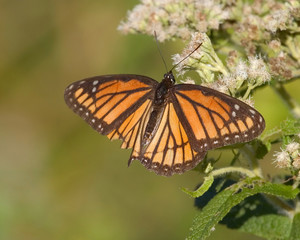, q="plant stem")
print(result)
[271,82,300,119]
[240,144,263,178]
[243,82,259,100]
[210,166,256,178]
[263,194,295,218]
[292,172,300,189]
